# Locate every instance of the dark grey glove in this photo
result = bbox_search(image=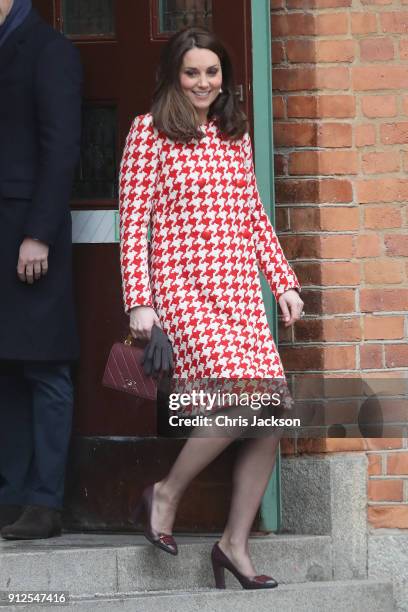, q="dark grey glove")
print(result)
[142,324,174,378]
